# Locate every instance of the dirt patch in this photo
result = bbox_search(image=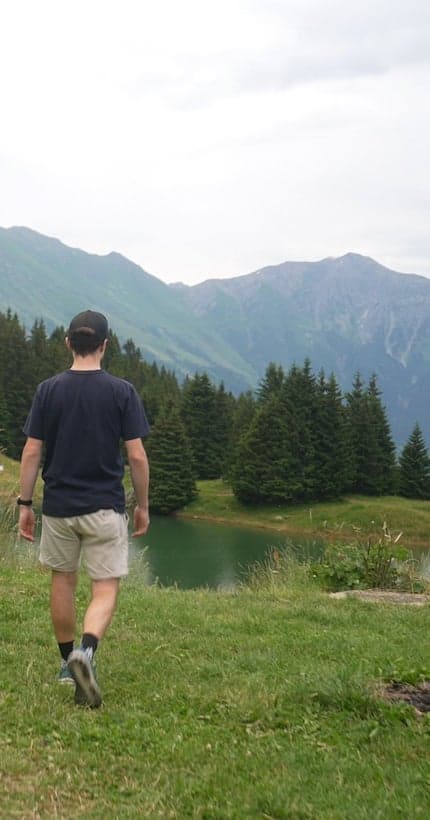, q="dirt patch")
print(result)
[380,681,430,714]
[330,589,429,605]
